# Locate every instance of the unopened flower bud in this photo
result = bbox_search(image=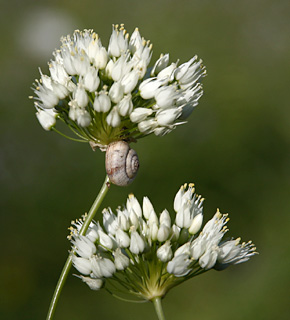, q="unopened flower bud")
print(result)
[157,241,173,262]
[130,108,153,123]
[106,106,121,127]
[117,94,133,116]
[188,213,203,235]
[109,82,124,103]
[129,229,145,254]
[36,108,57,131]
[113,248,130,270]
[157,224,170,242]
[77,275,103,290]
